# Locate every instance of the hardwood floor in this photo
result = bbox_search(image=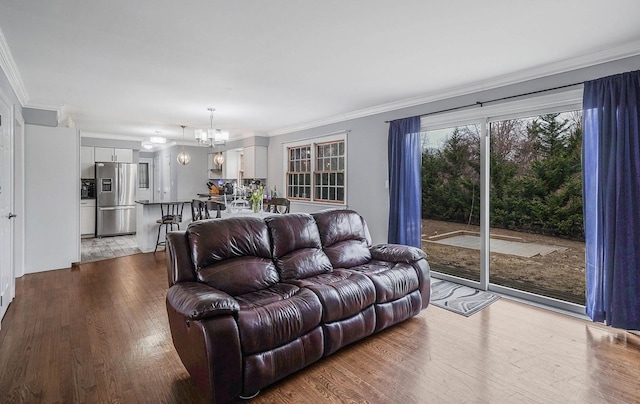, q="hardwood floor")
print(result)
[1,253,639,403]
